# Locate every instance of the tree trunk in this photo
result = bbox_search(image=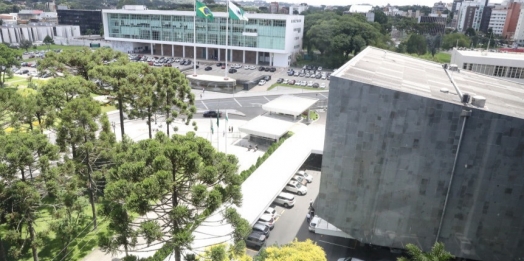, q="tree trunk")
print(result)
[86,149,97,230]
[29,166,33,180]
[0,236,7,261]
[147,107,152,139]
[118,96,125,138]
[166,110,170,137]
[36,114,43,134]
[28,221,39,261]
[172,168,180,261]
[20,168,25,182]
